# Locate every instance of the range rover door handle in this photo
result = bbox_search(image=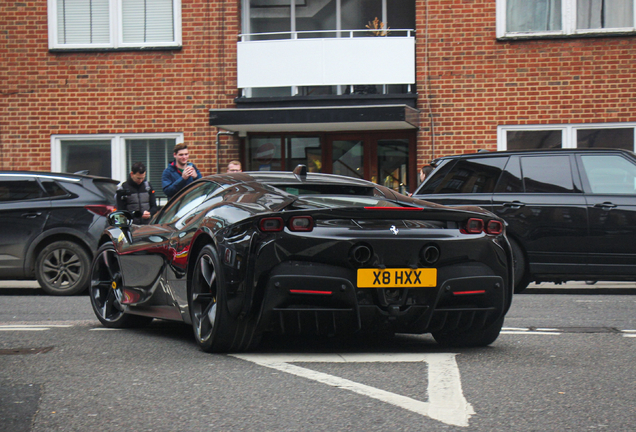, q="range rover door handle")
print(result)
[22,212,42,218]
[594,202,617,210]
[503,201,525,209]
